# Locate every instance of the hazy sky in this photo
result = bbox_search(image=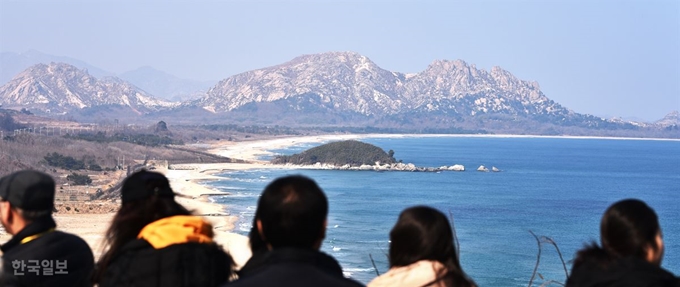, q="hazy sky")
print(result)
[1,0,678,121]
